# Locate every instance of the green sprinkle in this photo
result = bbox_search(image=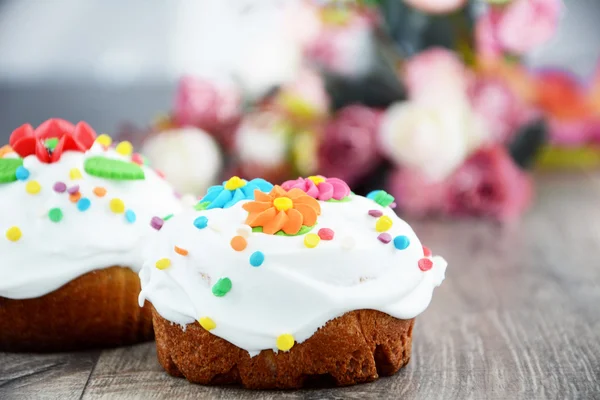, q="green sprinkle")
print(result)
[194,201,210,211]
[0,158,24,183]
[374,190,395,207]
[252,224,315,236]
[326,195,352,203]
[45,138,59,150]
[84,156,145,181]
[212,277,232,297]
[163,214,174,221]
[48,208,63,223]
